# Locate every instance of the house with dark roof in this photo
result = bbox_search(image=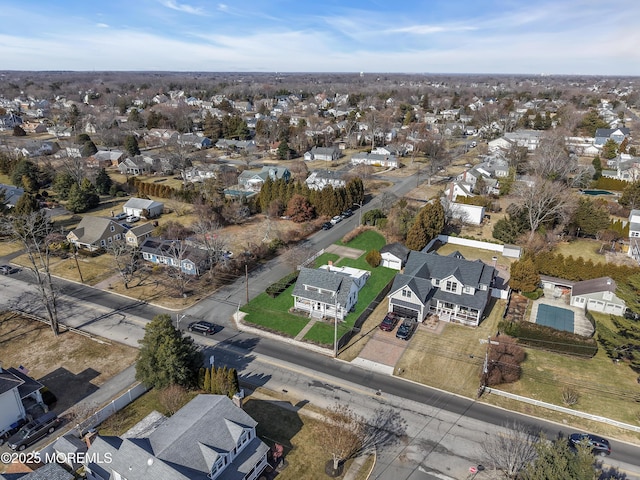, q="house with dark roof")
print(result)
[83,394,269,480]
[292,265,370,320]
[303,146,341,162]
[0,462,74,480]
[305,170,346,191]
[0,365,45,440]
[594,127,630,145]
[125,223,154,247]
[238,166,291,192]
[66,217,127,251]
[379,243,410,270]
[387,250,496,326]
[140,237,208,275]
[0,184,25,209]
[569,277,626,315]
